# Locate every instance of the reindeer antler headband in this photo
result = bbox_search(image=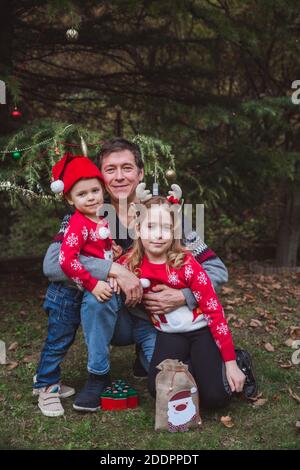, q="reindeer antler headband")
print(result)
[135,182,183,209]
